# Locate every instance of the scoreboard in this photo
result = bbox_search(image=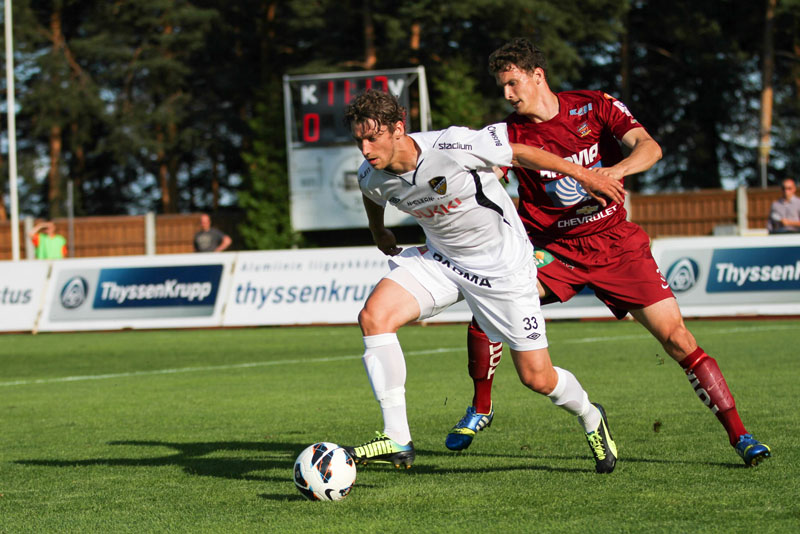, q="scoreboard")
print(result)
[283,67,430,231]
[288,74,414,146]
